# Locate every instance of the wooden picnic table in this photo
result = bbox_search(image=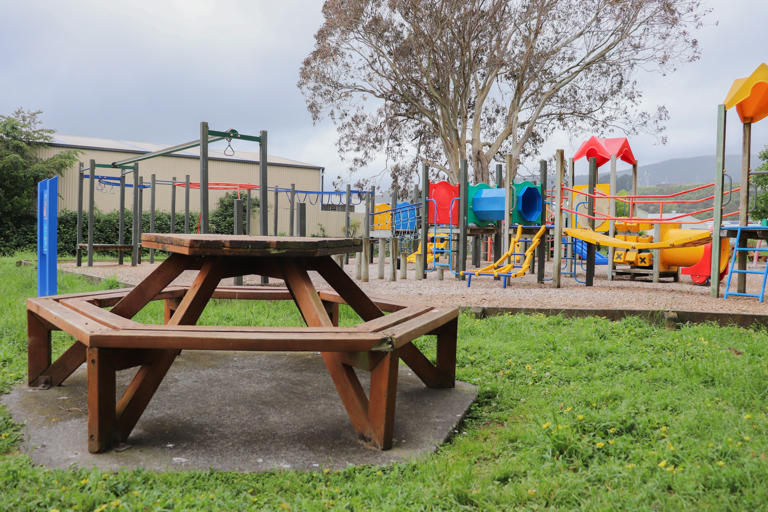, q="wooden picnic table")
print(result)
[27,234,459,453]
